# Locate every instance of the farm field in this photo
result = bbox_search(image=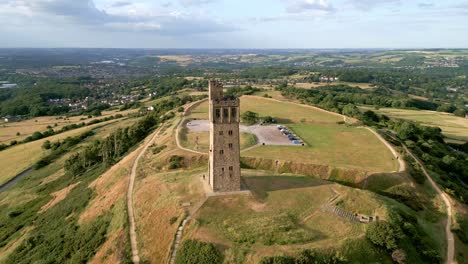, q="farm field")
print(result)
[0,108,138,144]
[362,107,468,142]
[0,118,123,186]
[187,96,398,172]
